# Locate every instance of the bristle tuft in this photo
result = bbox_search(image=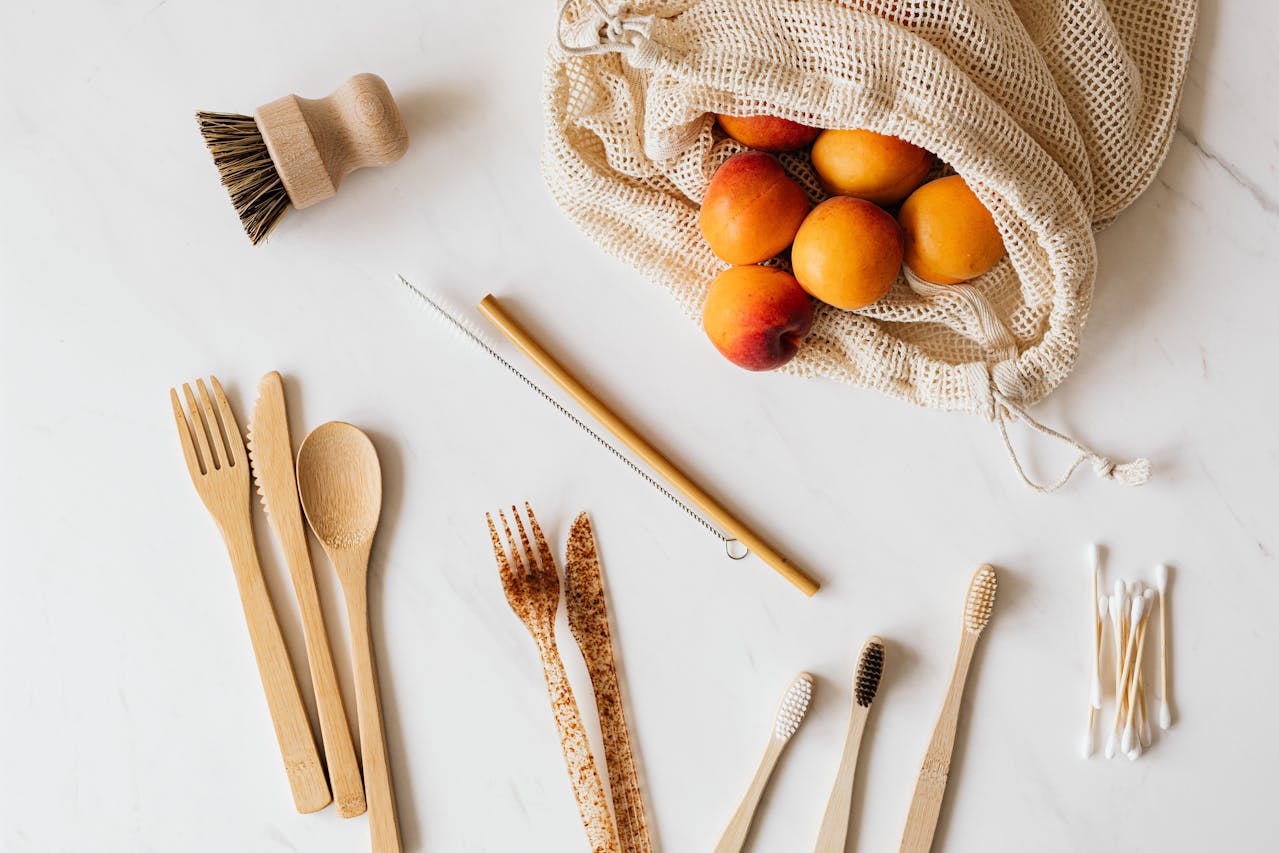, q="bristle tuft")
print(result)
[964,565,998,634]
[774,674,814,741]
[854,638,884,707]
[196,111,290,244]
